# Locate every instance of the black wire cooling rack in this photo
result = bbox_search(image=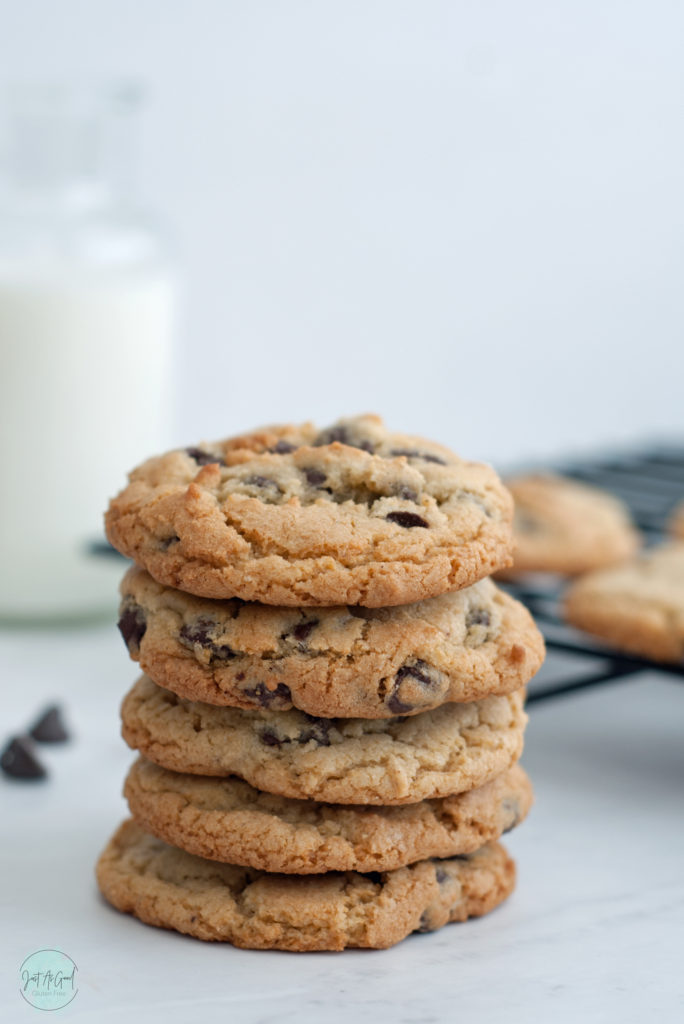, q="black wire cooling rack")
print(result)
[504,443,684,704]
